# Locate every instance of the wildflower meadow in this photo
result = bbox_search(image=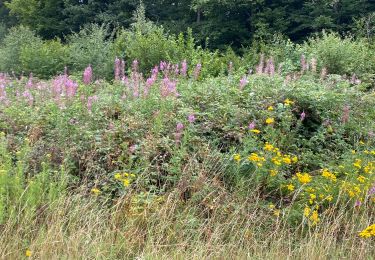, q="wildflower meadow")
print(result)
[1,3,375,259]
